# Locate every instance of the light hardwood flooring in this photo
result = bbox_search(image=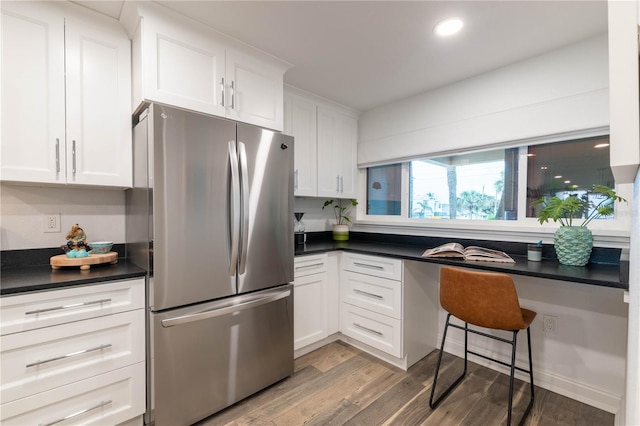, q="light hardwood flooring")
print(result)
[195,341,614,426]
